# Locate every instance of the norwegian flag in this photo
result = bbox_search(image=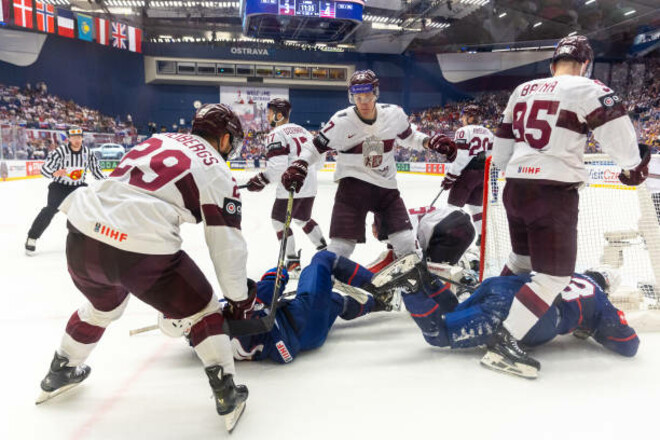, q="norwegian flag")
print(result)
[95,16,110,45]
[112,22,127,50]
[35,2,54,33]
[13,0,33,29]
